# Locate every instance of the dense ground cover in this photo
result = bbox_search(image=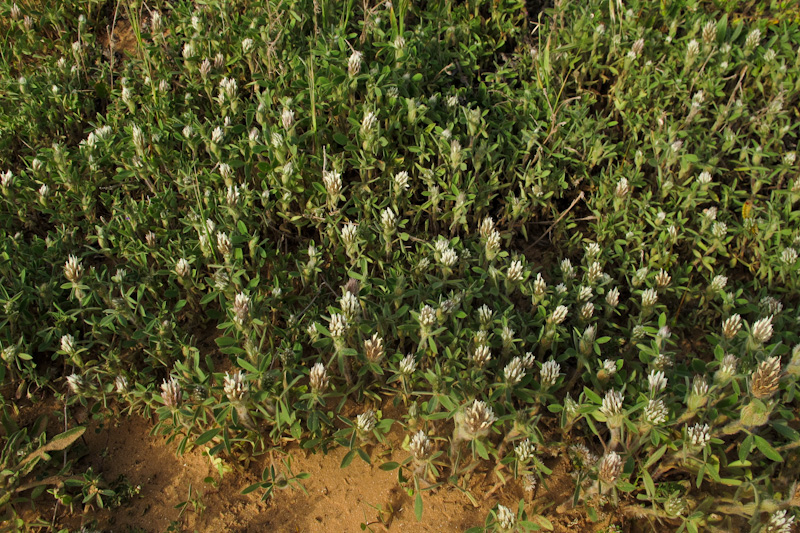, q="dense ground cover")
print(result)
[1,0,800,531]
